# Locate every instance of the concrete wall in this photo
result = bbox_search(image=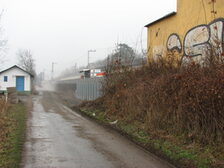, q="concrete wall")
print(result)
[0,67,31,92]
[146,0,224,62]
